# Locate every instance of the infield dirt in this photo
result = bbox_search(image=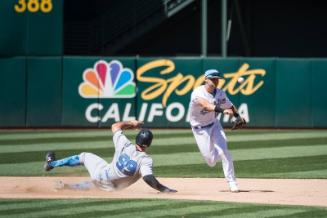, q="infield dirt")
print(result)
[0,177,326,207]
